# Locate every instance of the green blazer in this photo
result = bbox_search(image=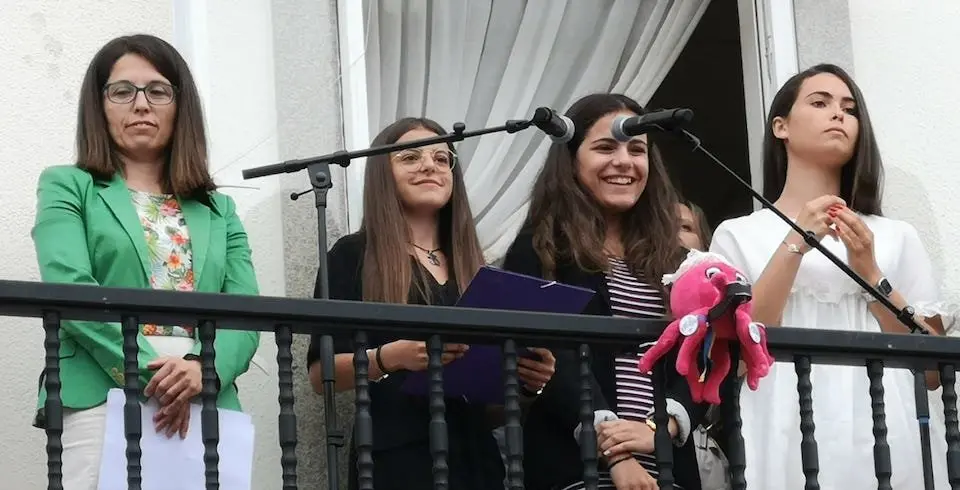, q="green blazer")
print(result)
[31,165,261,426]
